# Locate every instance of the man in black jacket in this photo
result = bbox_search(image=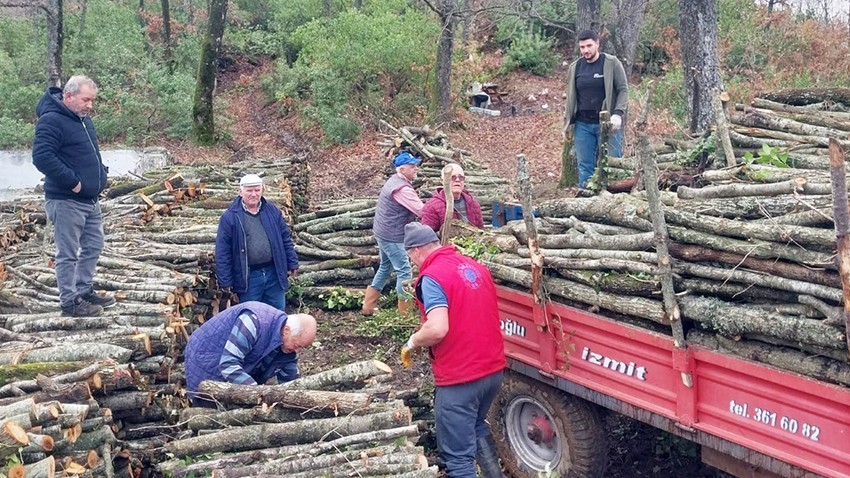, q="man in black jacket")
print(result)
[32,75,115,317]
